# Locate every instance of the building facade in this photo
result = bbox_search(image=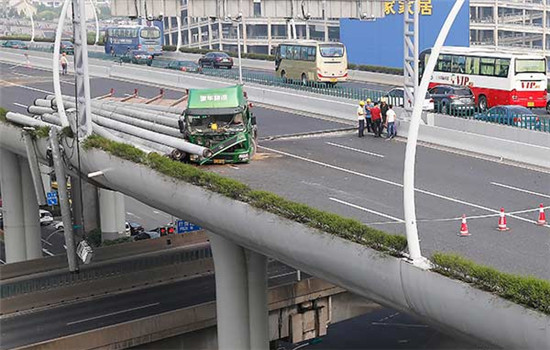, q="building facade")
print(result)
[470,0,549,59]
[163,0,339,54]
